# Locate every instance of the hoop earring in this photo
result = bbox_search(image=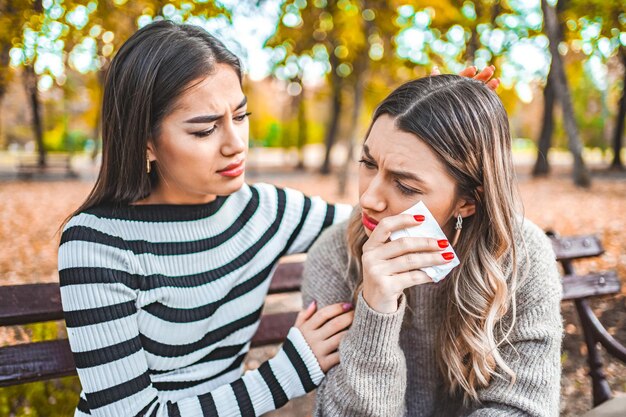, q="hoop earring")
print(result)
[146,155,151,174]
[452,214,463,246]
